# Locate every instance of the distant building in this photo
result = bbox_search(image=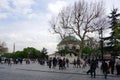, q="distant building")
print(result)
[49,36,98,62]
[49,53,60,58]
[57,36,80,51]
[55,36,81,62]
[0,46,8,55]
